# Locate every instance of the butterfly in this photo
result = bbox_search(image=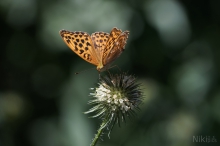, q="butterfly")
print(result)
[59,27,129,72]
